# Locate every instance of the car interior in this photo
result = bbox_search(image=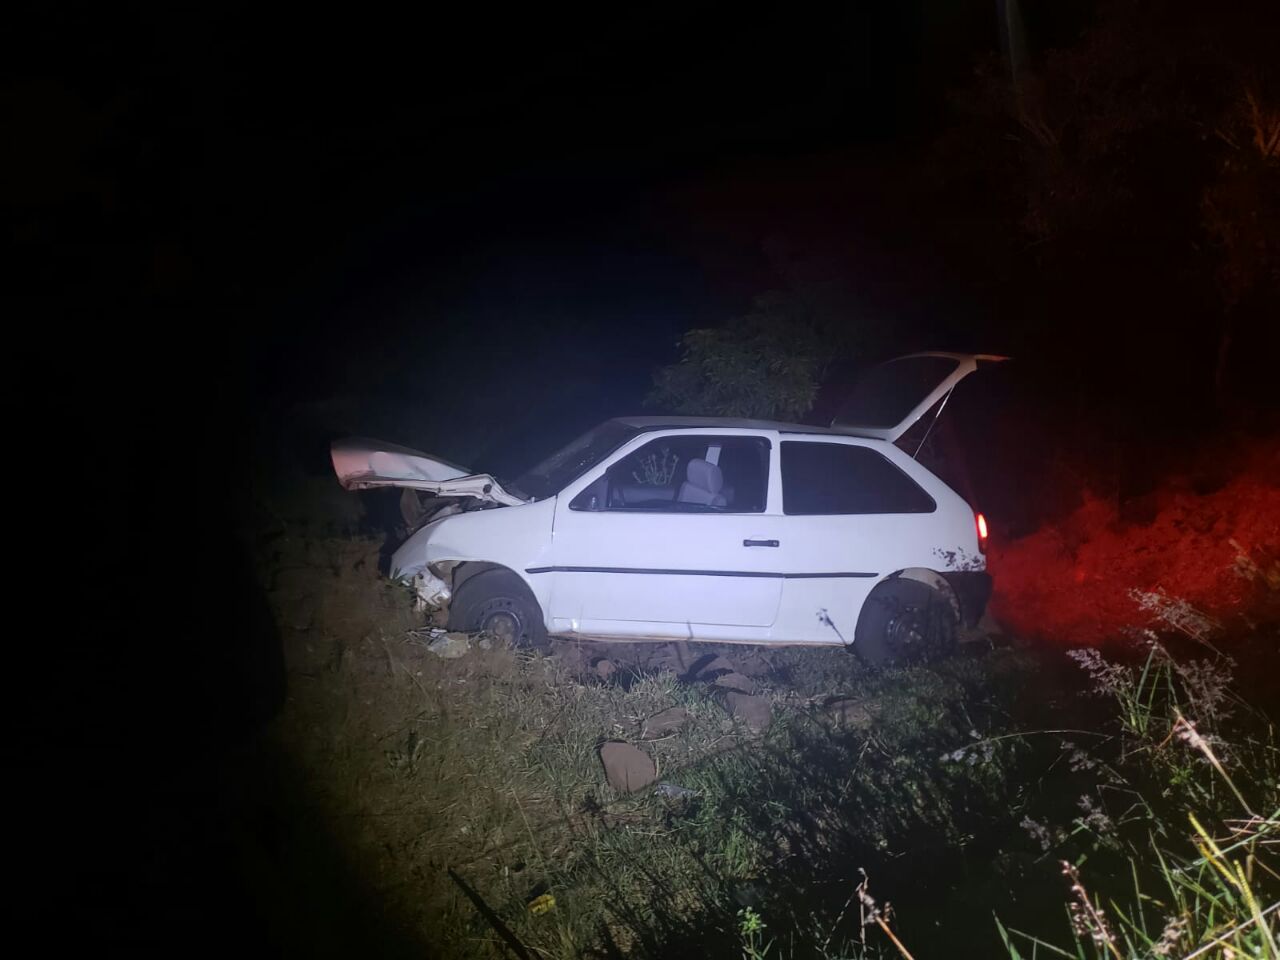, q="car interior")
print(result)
[570,435,770,512]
